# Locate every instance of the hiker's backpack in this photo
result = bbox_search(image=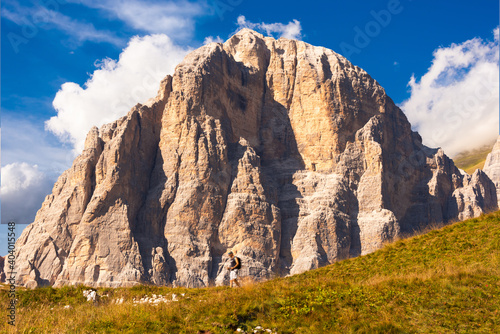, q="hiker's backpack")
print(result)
[235,257,242,269]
